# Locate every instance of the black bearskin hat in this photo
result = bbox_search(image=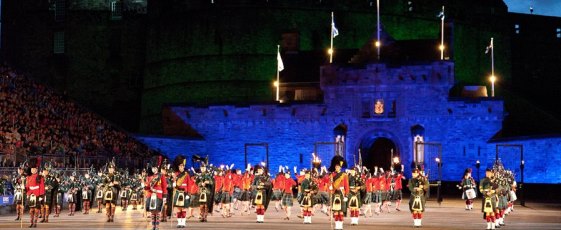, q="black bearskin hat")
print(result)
[148,155,163,169]
[29,157,40,169]
[328,155,347,172]
[173,155,187,172]
[192,154,208,167]
[107,157,116,169]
